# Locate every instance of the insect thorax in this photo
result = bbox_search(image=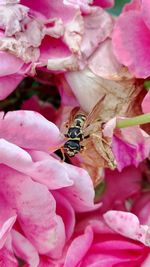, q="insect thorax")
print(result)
[74,114,86,127]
